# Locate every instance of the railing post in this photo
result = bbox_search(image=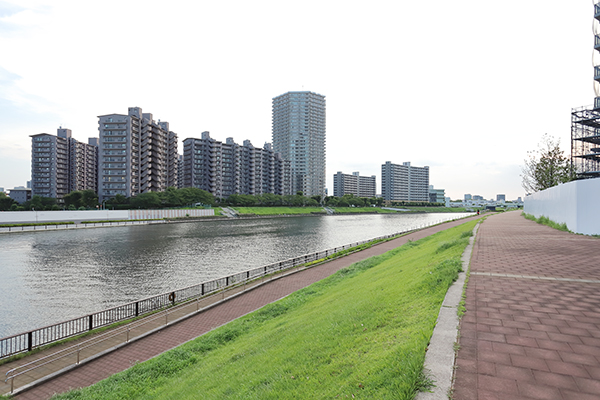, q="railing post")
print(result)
[135,302,139,317]
[76,344,81,364]
[28,331,32,352]
[89,314,93,331]
[201,283,205,296]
